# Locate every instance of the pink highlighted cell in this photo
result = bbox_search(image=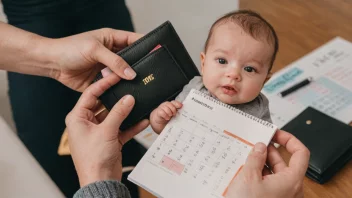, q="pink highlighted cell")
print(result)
[171,161,185,175]
[160,155,174,169]
[159,155,185,175]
